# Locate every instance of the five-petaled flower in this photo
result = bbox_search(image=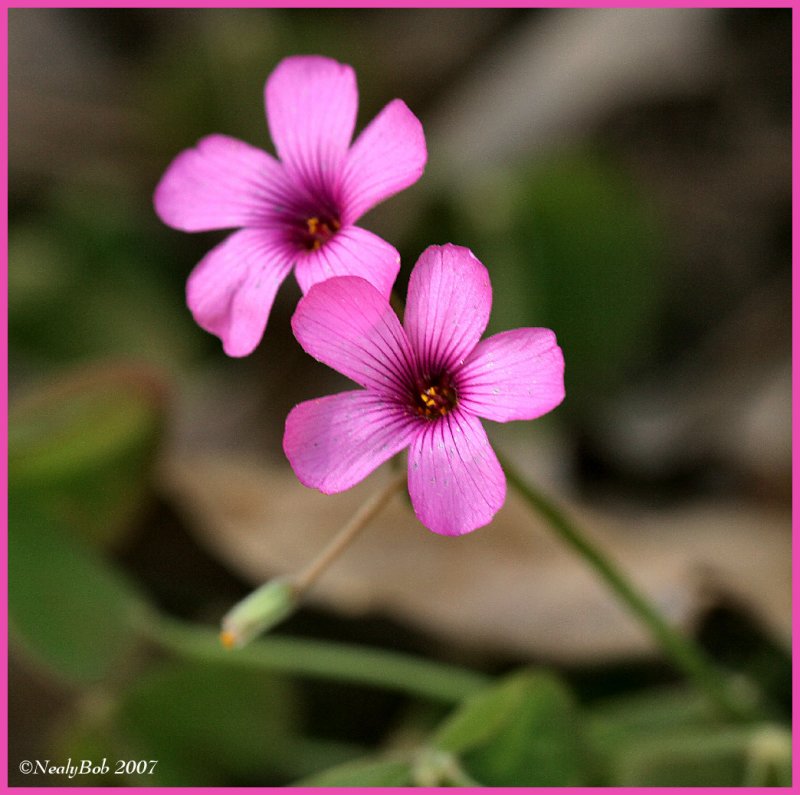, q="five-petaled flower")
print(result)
[154,55,427,356]
[283,244,566,536]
